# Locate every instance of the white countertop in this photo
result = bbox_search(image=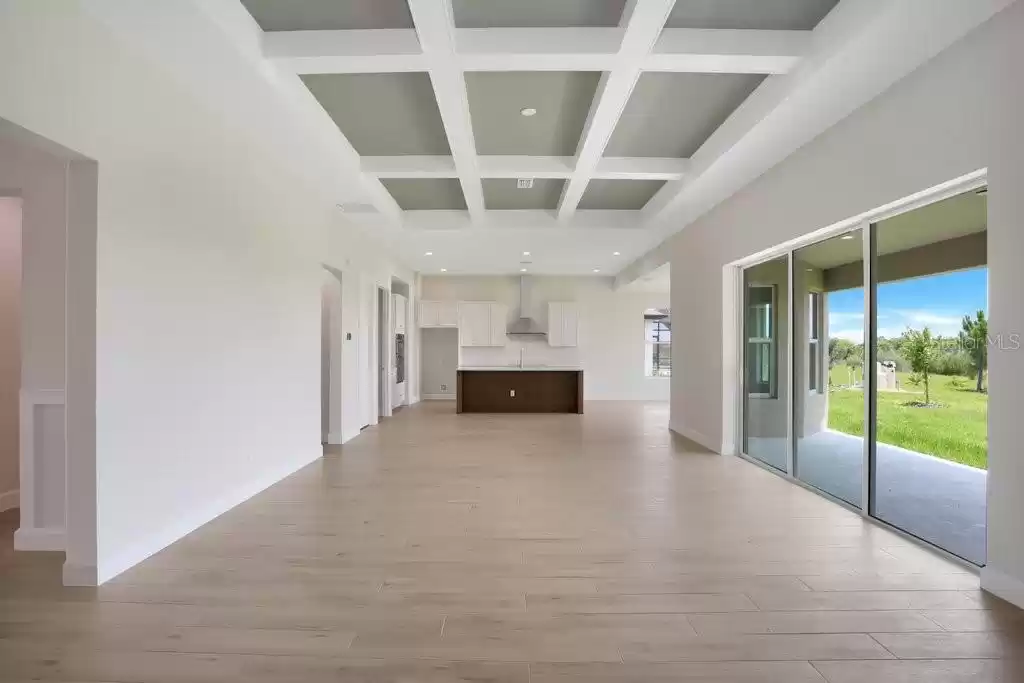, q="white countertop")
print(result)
[458,366,582,372]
